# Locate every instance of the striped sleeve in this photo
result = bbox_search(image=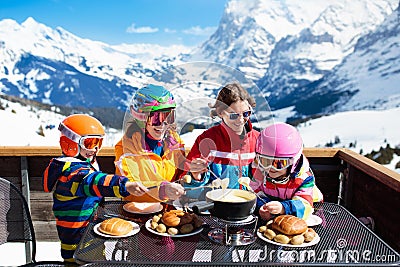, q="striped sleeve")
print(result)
[280,175,316,219]
[78,171,130,198]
